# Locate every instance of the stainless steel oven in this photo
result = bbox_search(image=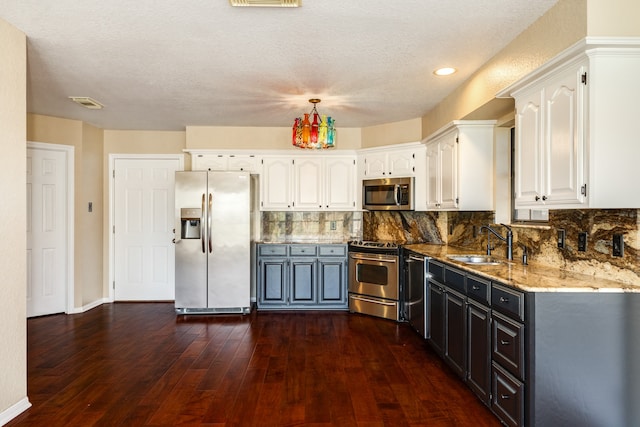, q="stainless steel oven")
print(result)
[348,241,401,321]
